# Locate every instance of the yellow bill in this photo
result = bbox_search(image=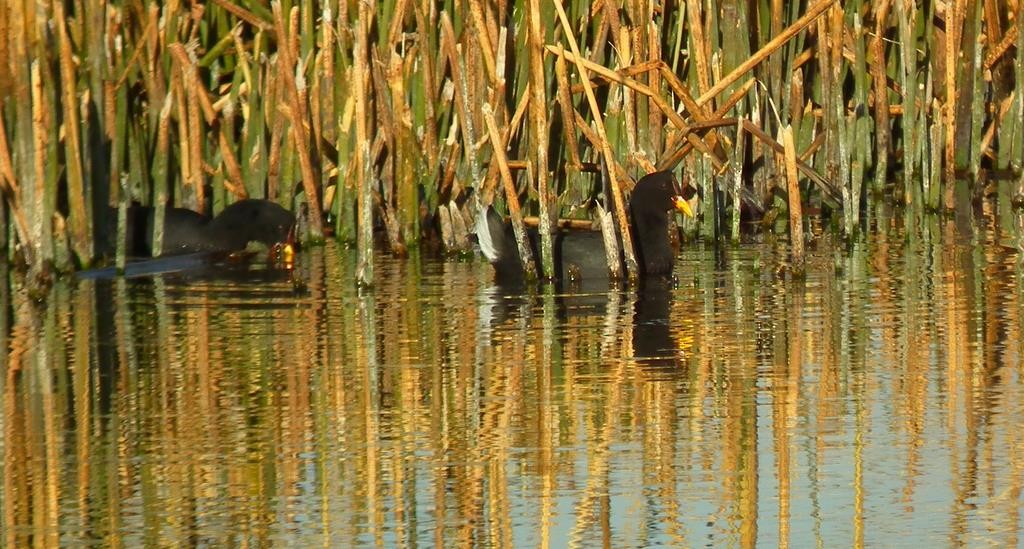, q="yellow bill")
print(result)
[672,195,694,217]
